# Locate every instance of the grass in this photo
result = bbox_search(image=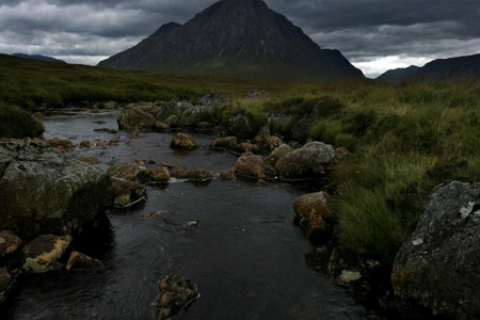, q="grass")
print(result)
[222,80,480,263]
[0,54,287,111]
[3,54,480,263]
[0,104,44,138]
